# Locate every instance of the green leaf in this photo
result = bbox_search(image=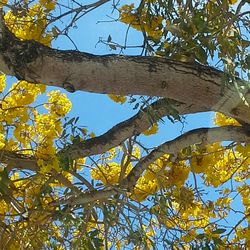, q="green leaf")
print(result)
[51,26,60,37]
[107,35,112,43]
[109,44,116,50]
[59,155,71,170]
[90,229,99,237]
[212,228,226,234]
[213,237,224,246]
[166,25,182,36]
[202,246,211,250]
[245,55,250,70]
[241,39,250,48]
[196,233,205,239]
[196,46,208,64]
[133,102,139,110]
[67,117,75,125]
